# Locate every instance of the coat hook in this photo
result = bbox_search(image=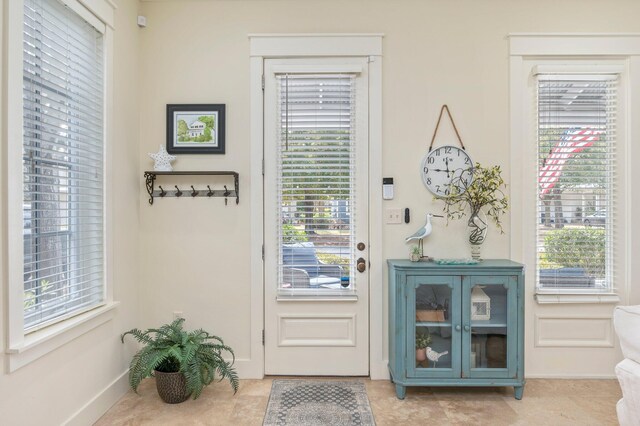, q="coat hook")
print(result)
[190,185,199,197]
[207,185,214,197]
[224,185,230,205]
[174,185,183,197]
[158,185,167,197]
